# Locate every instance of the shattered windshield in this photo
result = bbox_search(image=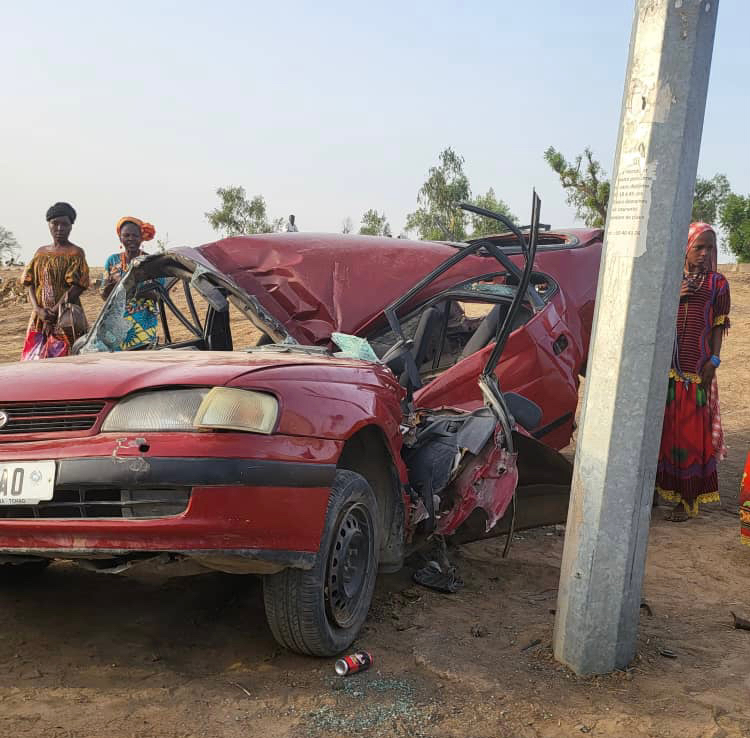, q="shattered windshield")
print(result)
[78,253,293,354]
